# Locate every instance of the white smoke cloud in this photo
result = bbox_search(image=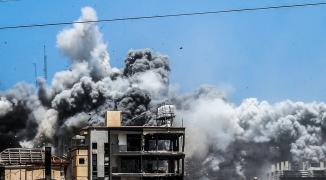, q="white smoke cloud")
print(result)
[0,97,12,117]
[19,140,33,148]
[51,62,90,93]
[182,95,326,179]
[236,98,326,161]
[33,108,58,143]
[133,70,167,98]
[56,6,110,79]
[181,96,243,158]
[64,112,90,128]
